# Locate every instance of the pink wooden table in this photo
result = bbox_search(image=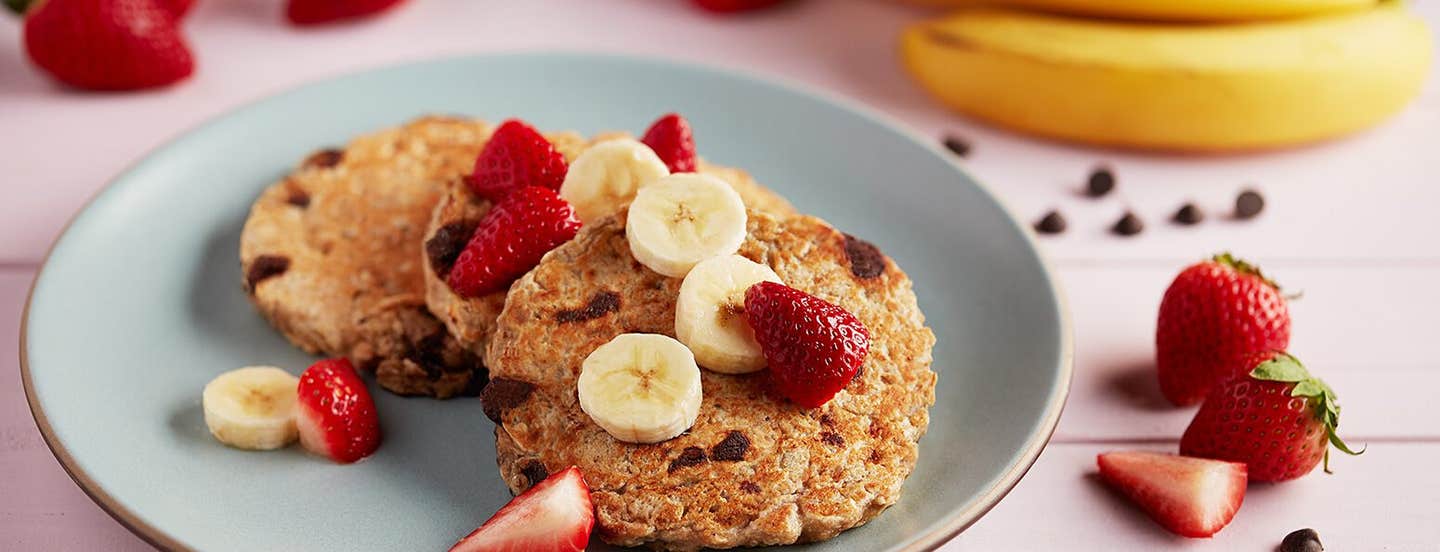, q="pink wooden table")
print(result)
[4,1,1439,549]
